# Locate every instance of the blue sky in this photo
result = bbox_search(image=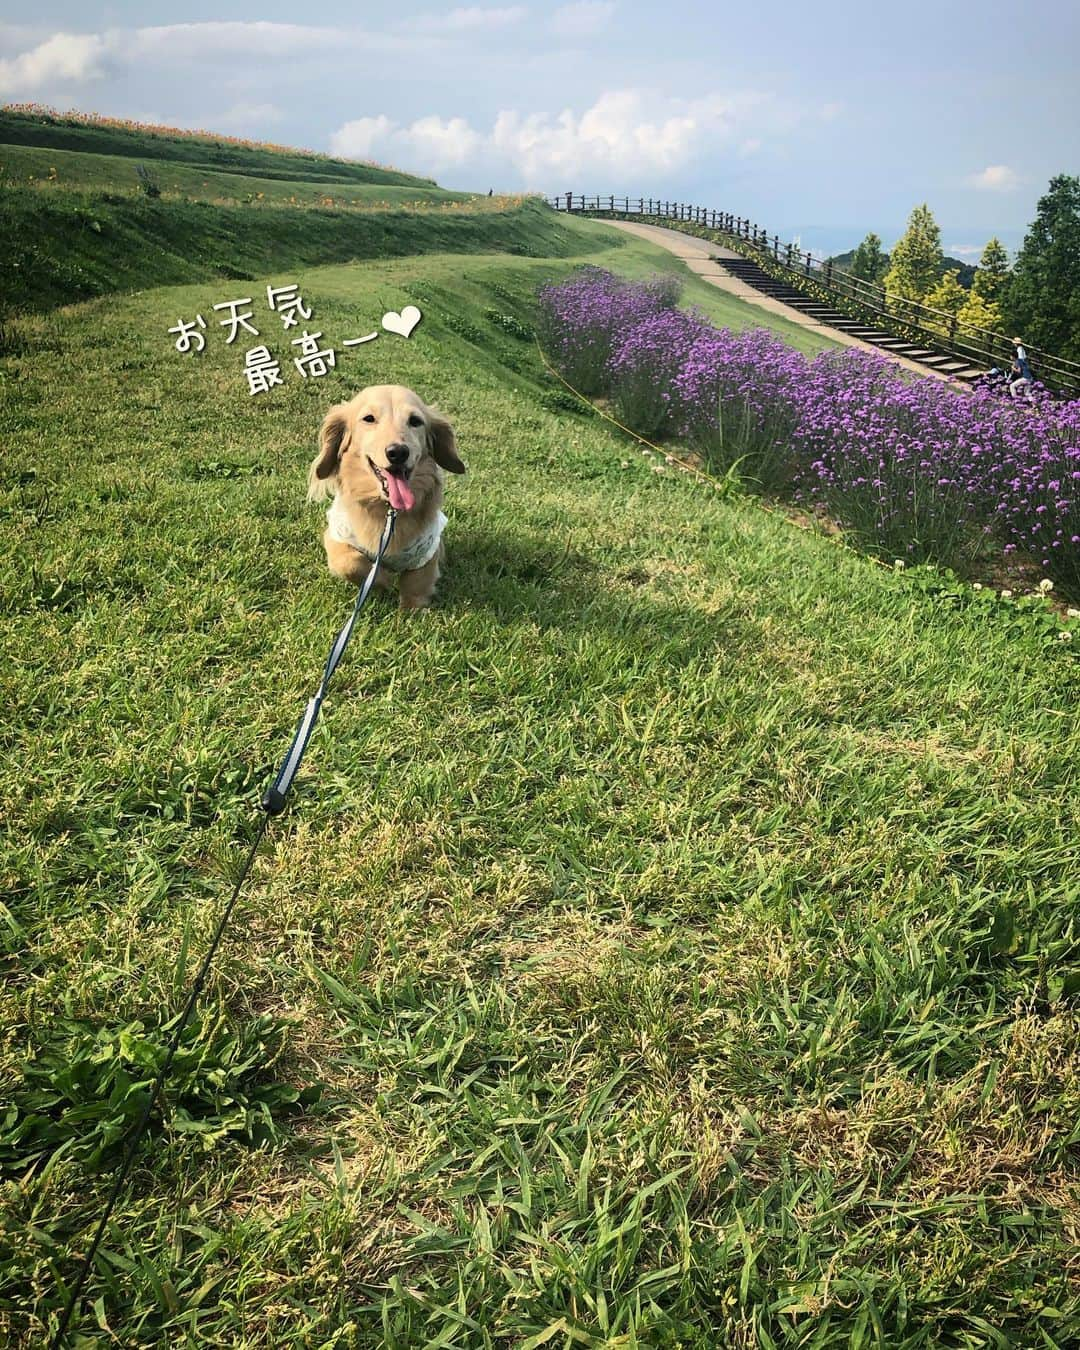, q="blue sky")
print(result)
[2,1,1077,258]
